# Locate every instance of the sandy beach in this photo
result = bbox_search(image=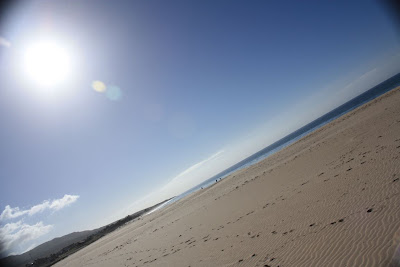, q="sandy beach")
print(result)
[55,87,400,267]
